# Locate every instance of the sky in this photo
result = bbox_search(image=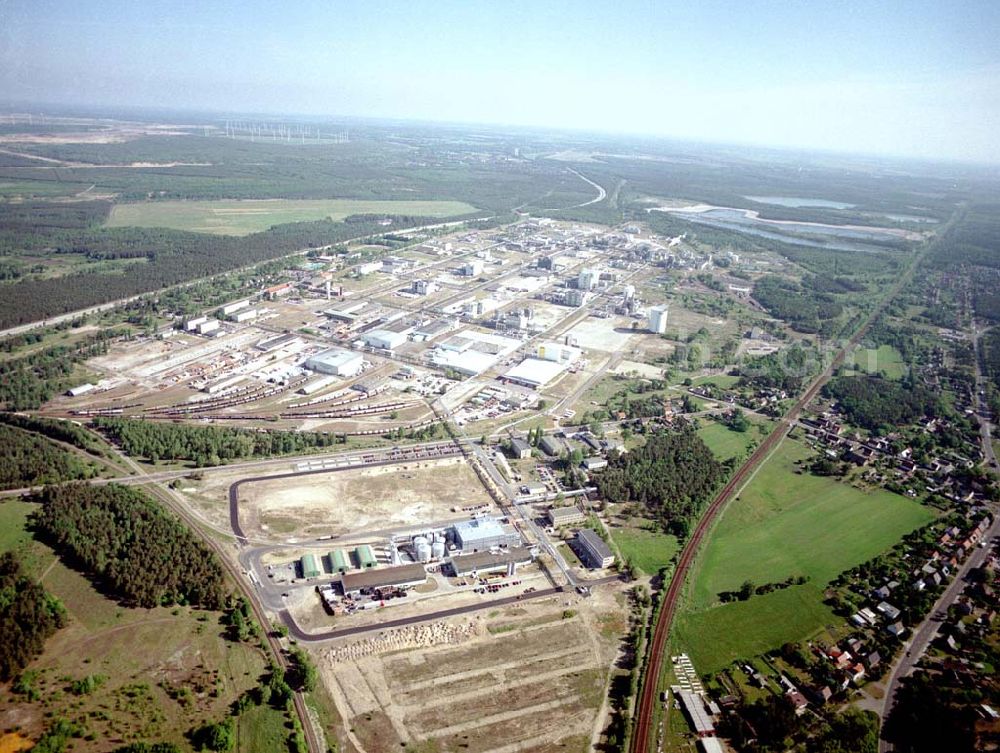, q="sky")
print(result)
[1,0,999,163]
